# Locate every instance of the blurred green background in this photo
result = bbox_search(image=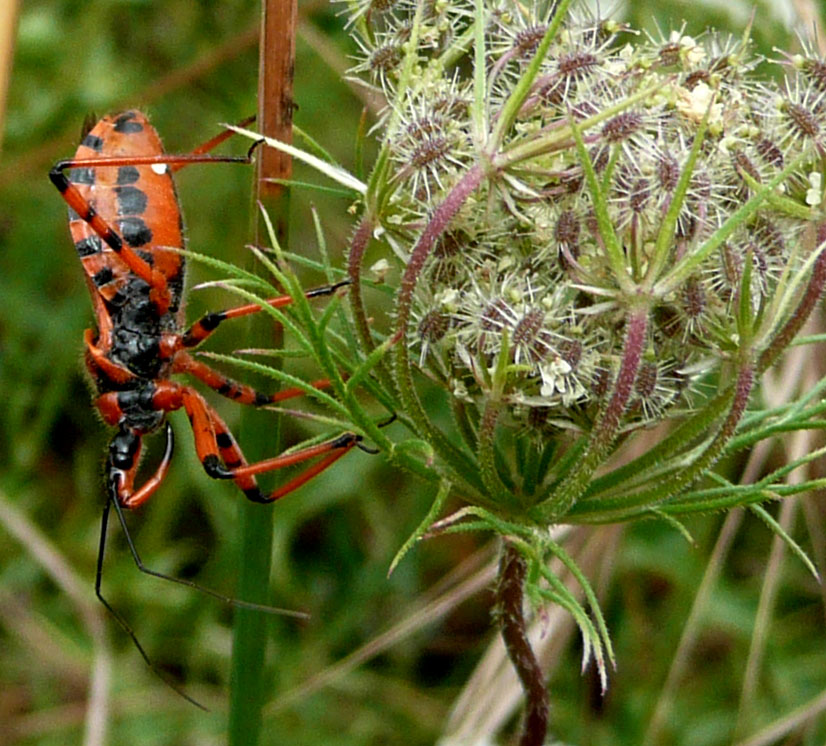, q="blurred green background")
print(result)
[2,1,826,744]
